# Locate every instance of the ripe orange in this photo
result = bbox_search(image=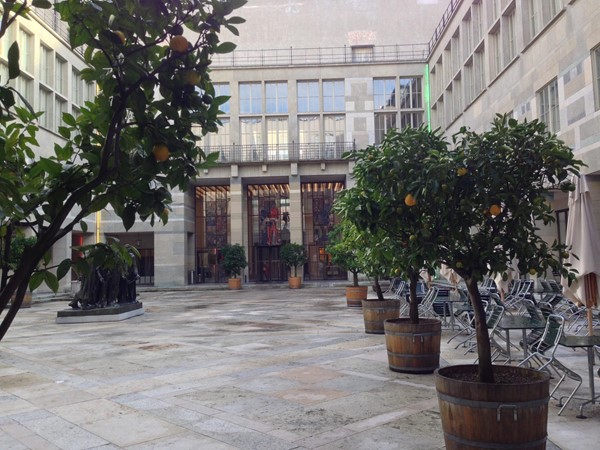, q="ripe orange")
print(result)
[169,35,189,53]
[152,143,170,162]
[489,204,502,216]
[456,167,468,176]
[184,70,201,85]
[404,193,417,207]
[113,30,126,44]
